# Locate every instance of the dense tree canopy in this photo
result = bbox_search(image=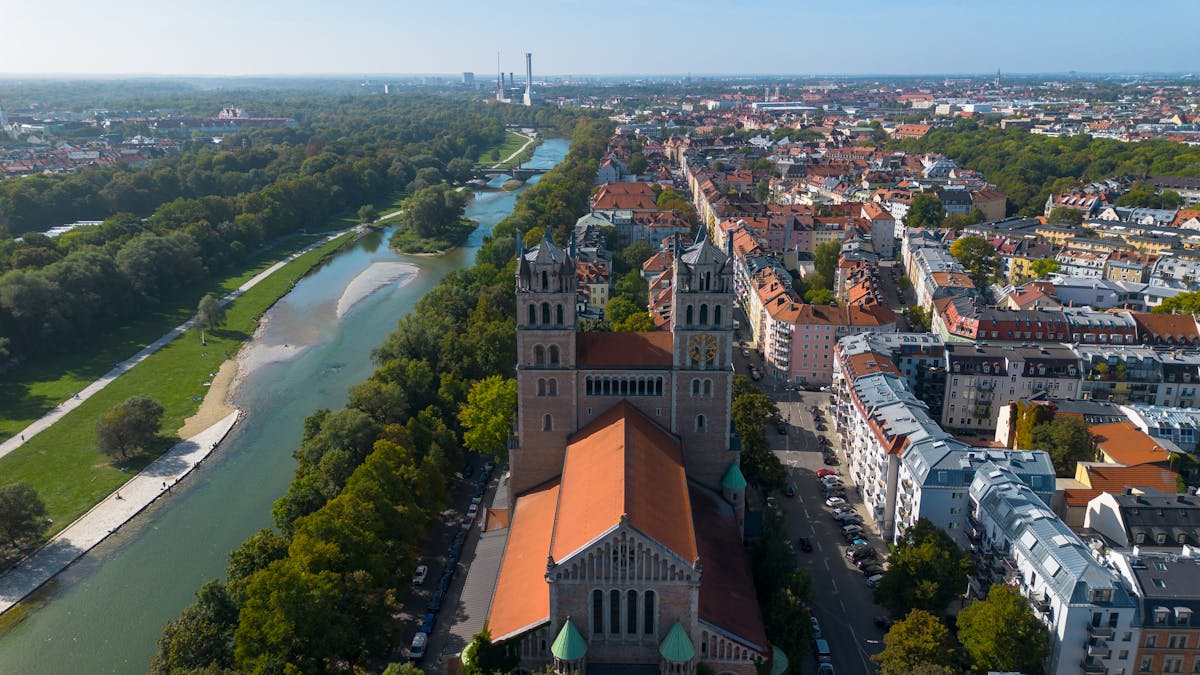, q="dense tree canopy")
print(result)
[904,194,947,229]
[94,396,164,458]
[1031,415,1097,476]
[873,609,961,675]
[458,376,517,461]
[1154,290,1200,315]
[949,235,1001,288]
[875,519,973,617]
[957,583,1050,674]
[0,482,48,556]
